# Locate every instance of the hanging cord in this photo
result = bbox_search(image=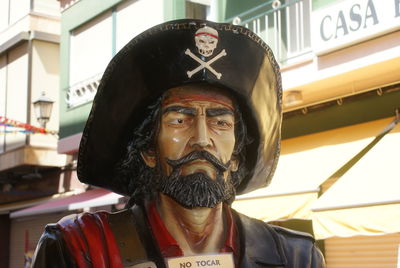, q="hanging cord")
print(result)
[0,116,58,135]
